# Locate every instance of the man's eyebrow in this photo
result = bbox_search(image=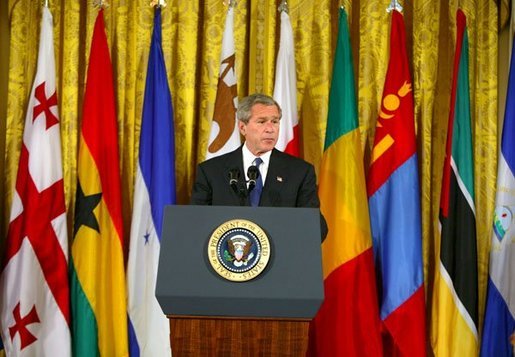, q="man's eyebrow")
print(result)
[256,115,280,120]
